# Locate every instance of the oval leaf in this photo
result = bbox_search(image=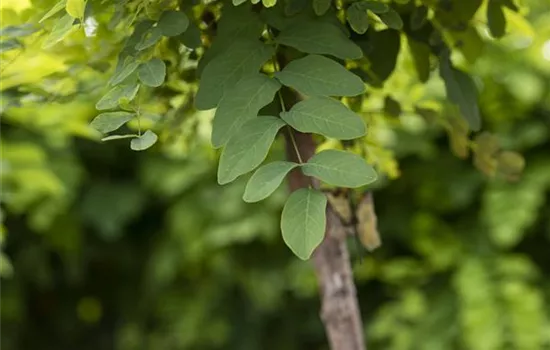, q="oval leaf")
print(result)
[212,74,281,148]
[218,116,286,184]
[281,188,327,260]
[312,0,331,16]
[135,27,162,50]
[377,8,403,30]
[195,39,275,110]
[347,3,369,34]
[275,21,362,60]
[96,84,140,111]
[302,149,378,187]
[130,130,158,151]
[275,54,364,97]
[138,58,166,87]
[280,97,366,140]
[66,0,86,18]
[157,10,189,37]
[90,111,135,133]
[42,14,75,48]
[40,0,67,23]
[110,57,139,86]
[243,161,300,203]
